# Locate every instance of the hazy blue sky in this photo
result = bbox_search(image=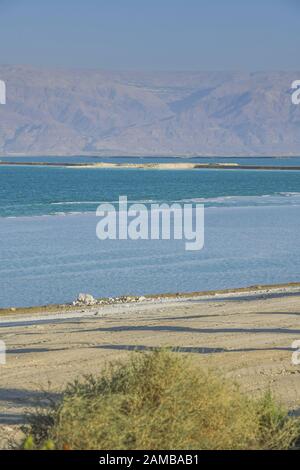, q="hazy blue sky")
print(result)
[0,0,299,70]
